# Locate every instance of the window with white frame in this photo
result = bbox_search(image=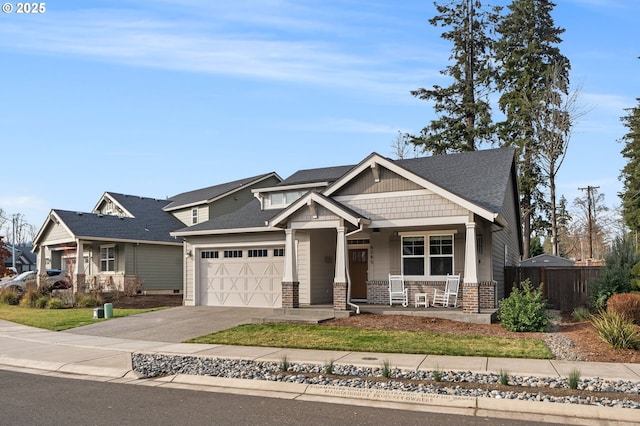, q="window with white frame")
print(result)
[402,234,454,277]
[192,208,198,225]
[429,235,453,276]
[402,236,425,275]
[269,191,304,208]
[273,248,285,257]
[100,245,116,272]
